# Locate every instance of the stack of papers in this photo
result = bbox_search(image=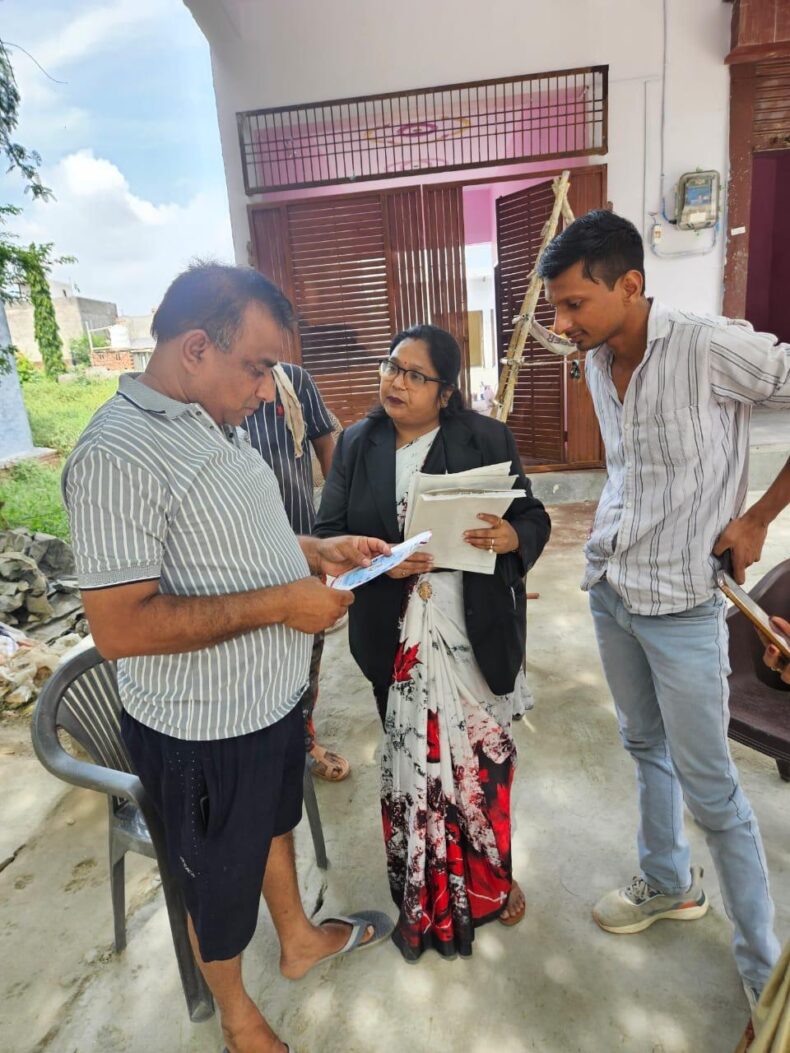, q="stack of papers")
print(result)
[404,461,524,574]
